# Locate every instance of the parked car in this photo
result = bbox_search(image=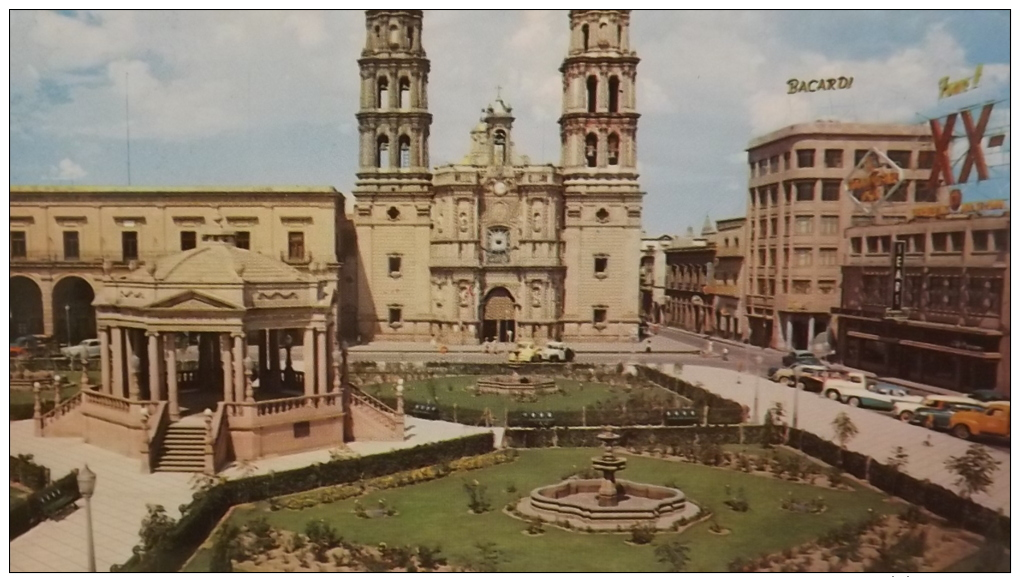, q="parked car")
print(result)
[10,334,55,358]
[892,395,987,423]
[968,389,1010,403]
[782,350,821,367]
[825,379,924,410]
[909,400,986,430]
[60,338,102,360]
[508,341,540,363]
[949,402,1010,441]
[534,341,576,362]
[770,363,827,387]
